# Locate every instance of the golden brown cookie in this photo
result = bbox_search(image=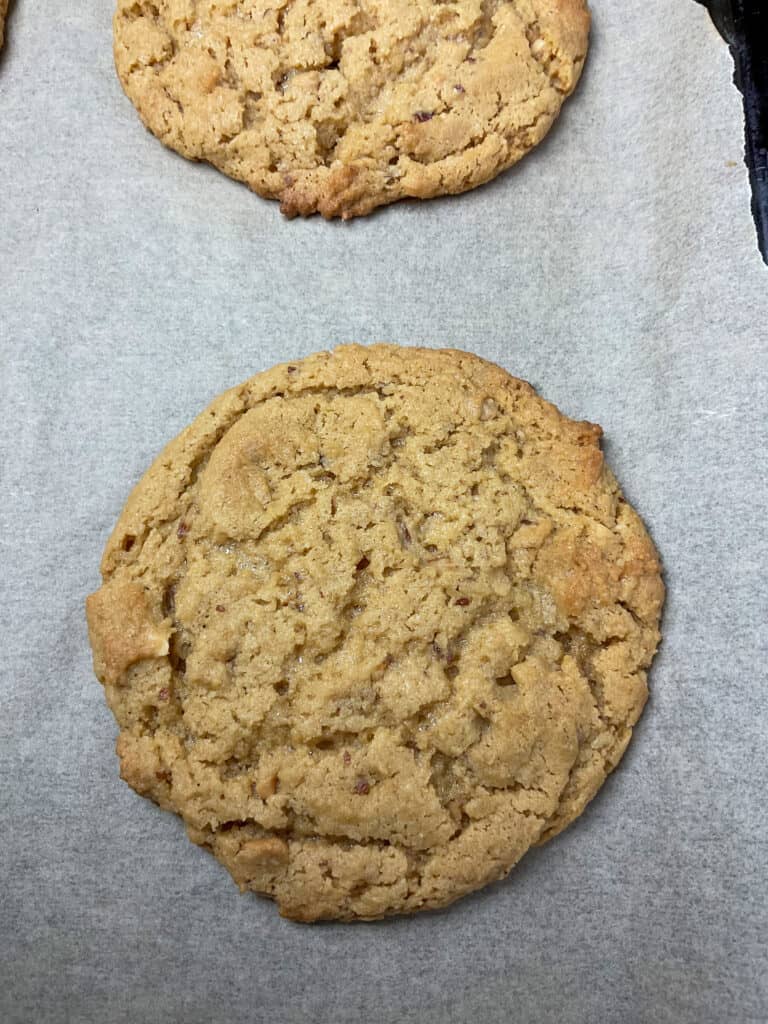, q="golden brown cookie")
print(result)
[113,0,590,218]
[86,345,663,920]
[0,1,8,50]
